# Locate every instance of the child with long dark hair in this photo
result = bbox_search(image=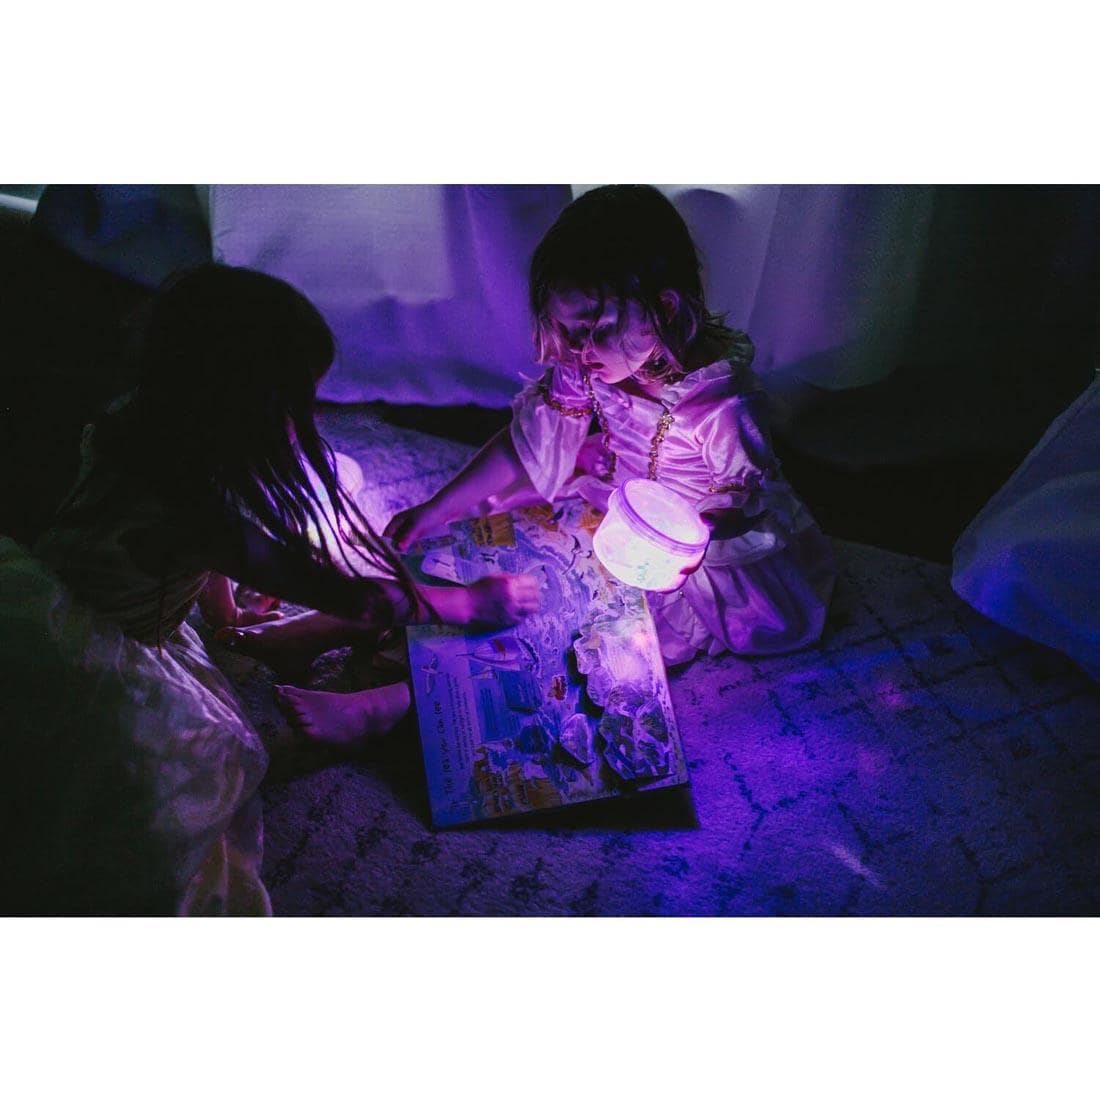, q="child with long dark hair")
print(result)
[2,263,537,914]
[386,185,835,665]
